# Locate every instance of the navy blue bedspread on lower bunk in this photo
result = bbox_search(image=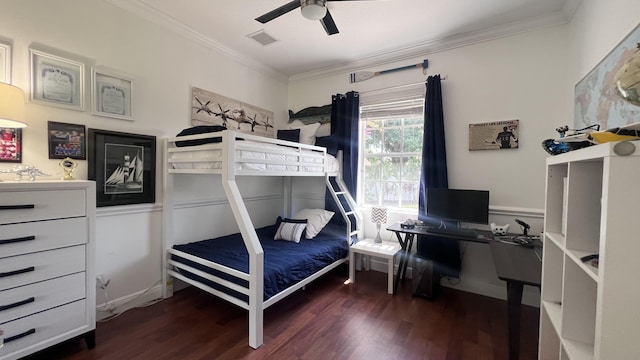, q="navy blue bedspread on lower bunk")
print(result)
[172,222,349,301]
